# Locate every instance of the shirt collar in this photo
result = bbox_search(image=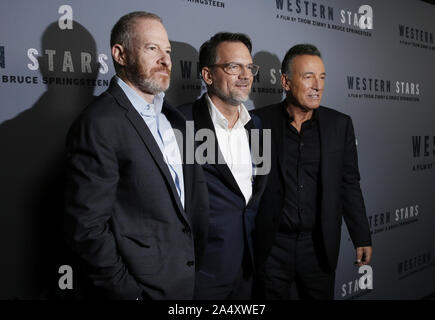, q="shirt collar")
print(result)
[206,93,251,129]
[312,108,319,120]
[283,103,319,123]
[115,75,165,117]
